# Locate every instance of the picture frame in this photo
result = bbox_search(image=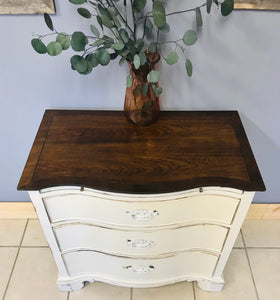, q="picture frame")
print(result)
[235,0,280,10]
[0,0,55,15]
